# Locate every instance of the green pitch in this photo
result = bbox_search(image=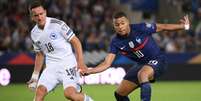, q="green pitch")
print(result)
[0,81,201,101]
